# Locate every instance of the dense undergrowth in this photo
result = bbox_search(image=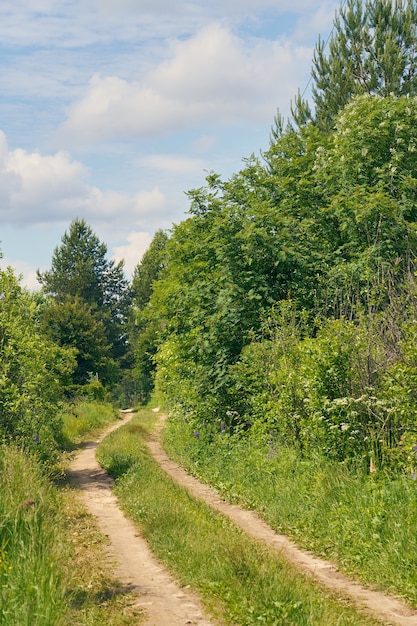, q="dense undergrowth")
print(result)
[97,408,381,626]
[163,414,417,607]
[0,401,140,626]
